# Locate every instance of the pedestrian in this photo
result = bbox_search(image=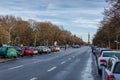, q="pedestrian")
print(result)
[65,45,66,50]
